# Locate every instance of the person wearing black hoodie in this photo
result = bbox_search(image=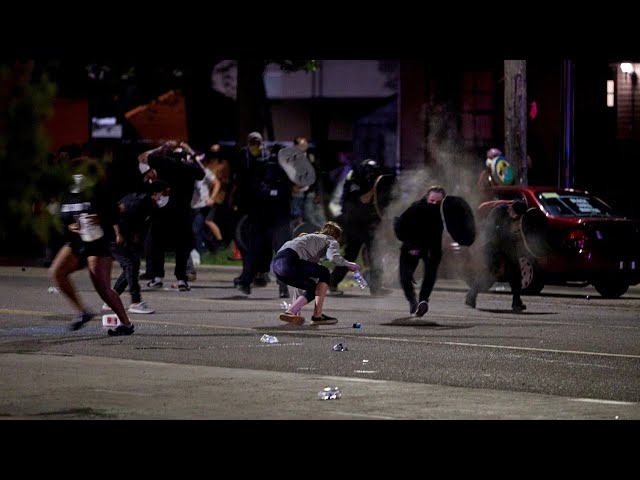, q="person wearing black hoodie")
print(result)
[138,141,205,292]
[393,186,447,317]
[106,179,171,315]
